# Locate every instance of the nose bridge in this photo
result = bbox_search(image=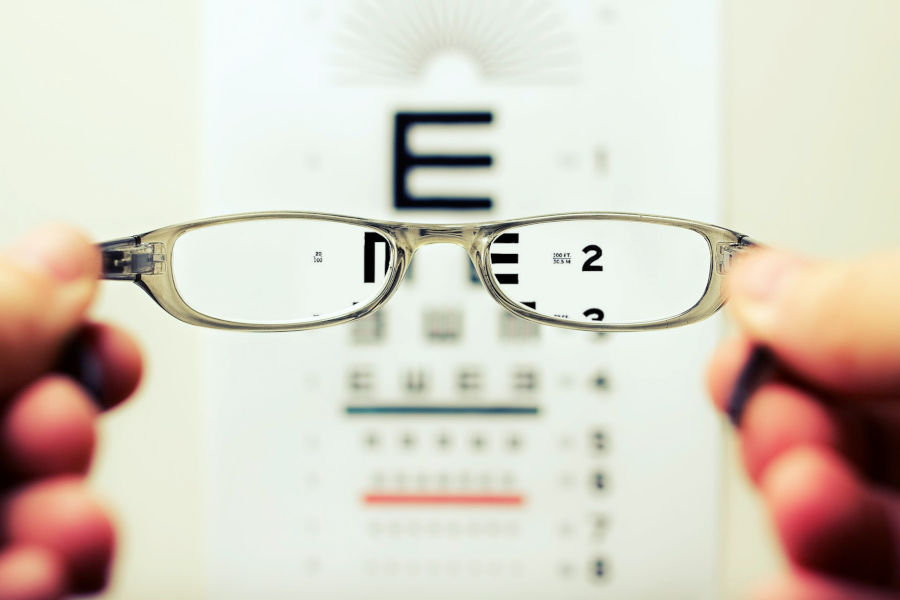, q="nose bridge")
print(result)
[397,223,479,251]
